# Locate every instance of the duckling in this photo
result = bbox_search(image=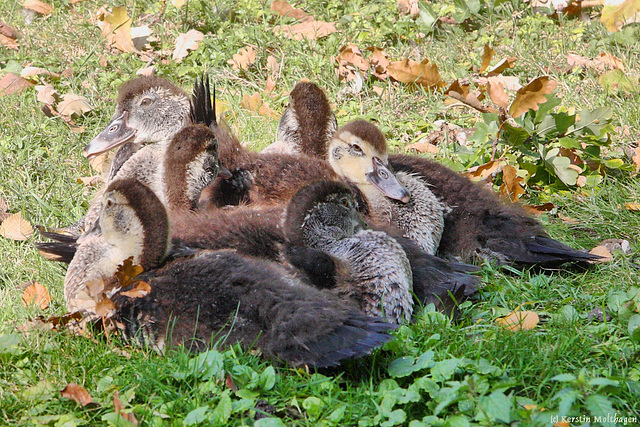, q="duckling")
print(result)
[69,178,395,368]
[284,180,414,324]
[277,82,601,266]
